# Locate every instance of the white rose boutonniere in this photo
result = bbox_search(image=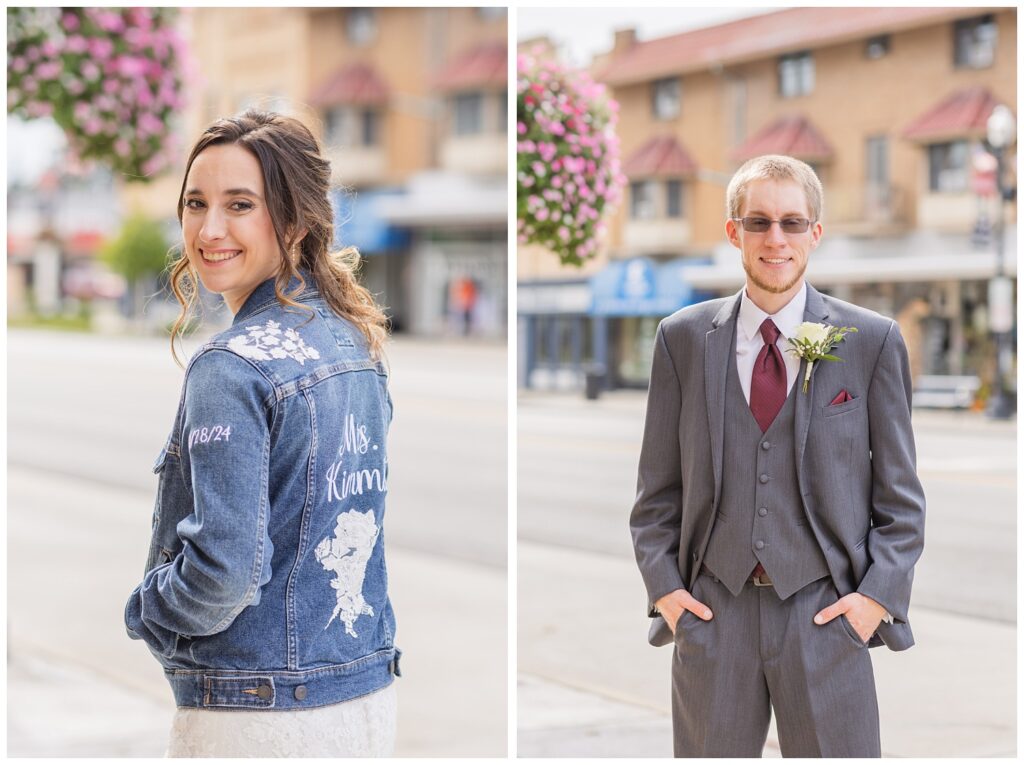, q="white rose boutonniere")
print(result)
[787,322,858,393]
